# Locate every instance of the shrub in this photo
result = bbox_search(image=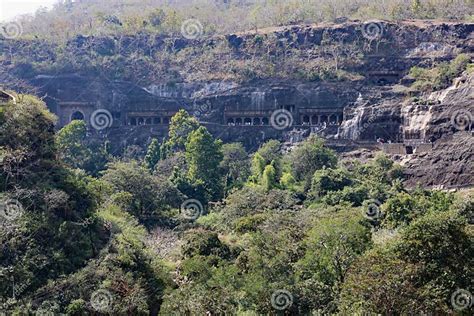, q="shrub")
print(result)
[181,229,230,259]
[410,54,471,91]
